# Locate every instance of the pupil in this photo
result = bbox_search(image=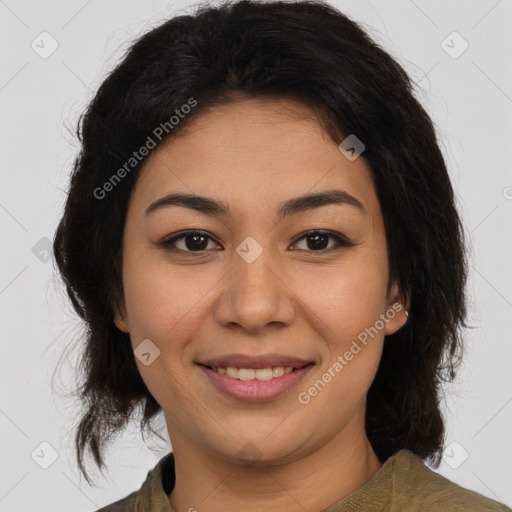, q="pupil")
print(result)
[186,235,207,250]
[308,234,328,250]
[184,234,329,251]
